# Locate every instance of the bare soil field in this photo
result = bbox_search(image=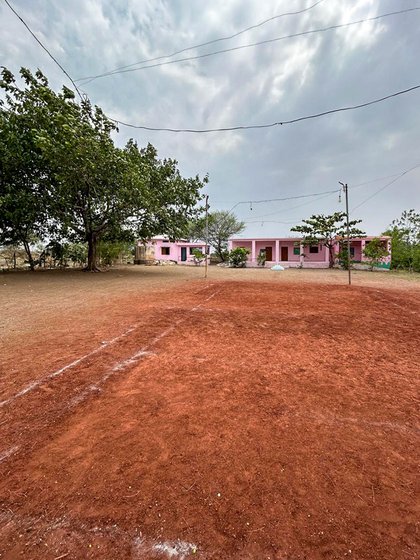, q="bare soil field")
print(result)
[1,266,419,559]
